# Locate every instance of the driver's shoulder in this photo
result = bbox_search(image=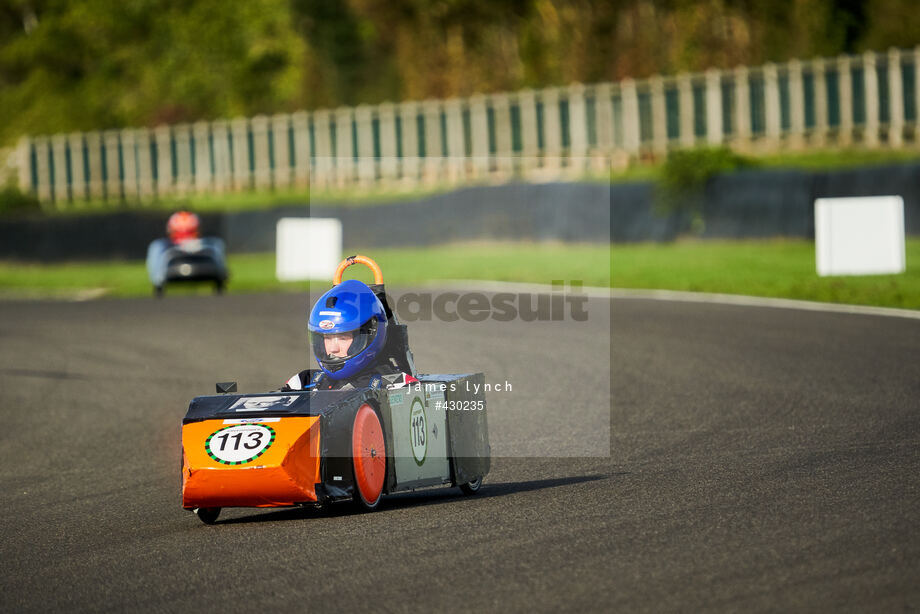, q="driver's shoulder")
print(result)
[283,363,400,392]
[281,369,322,391]
[342,364,396,390]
